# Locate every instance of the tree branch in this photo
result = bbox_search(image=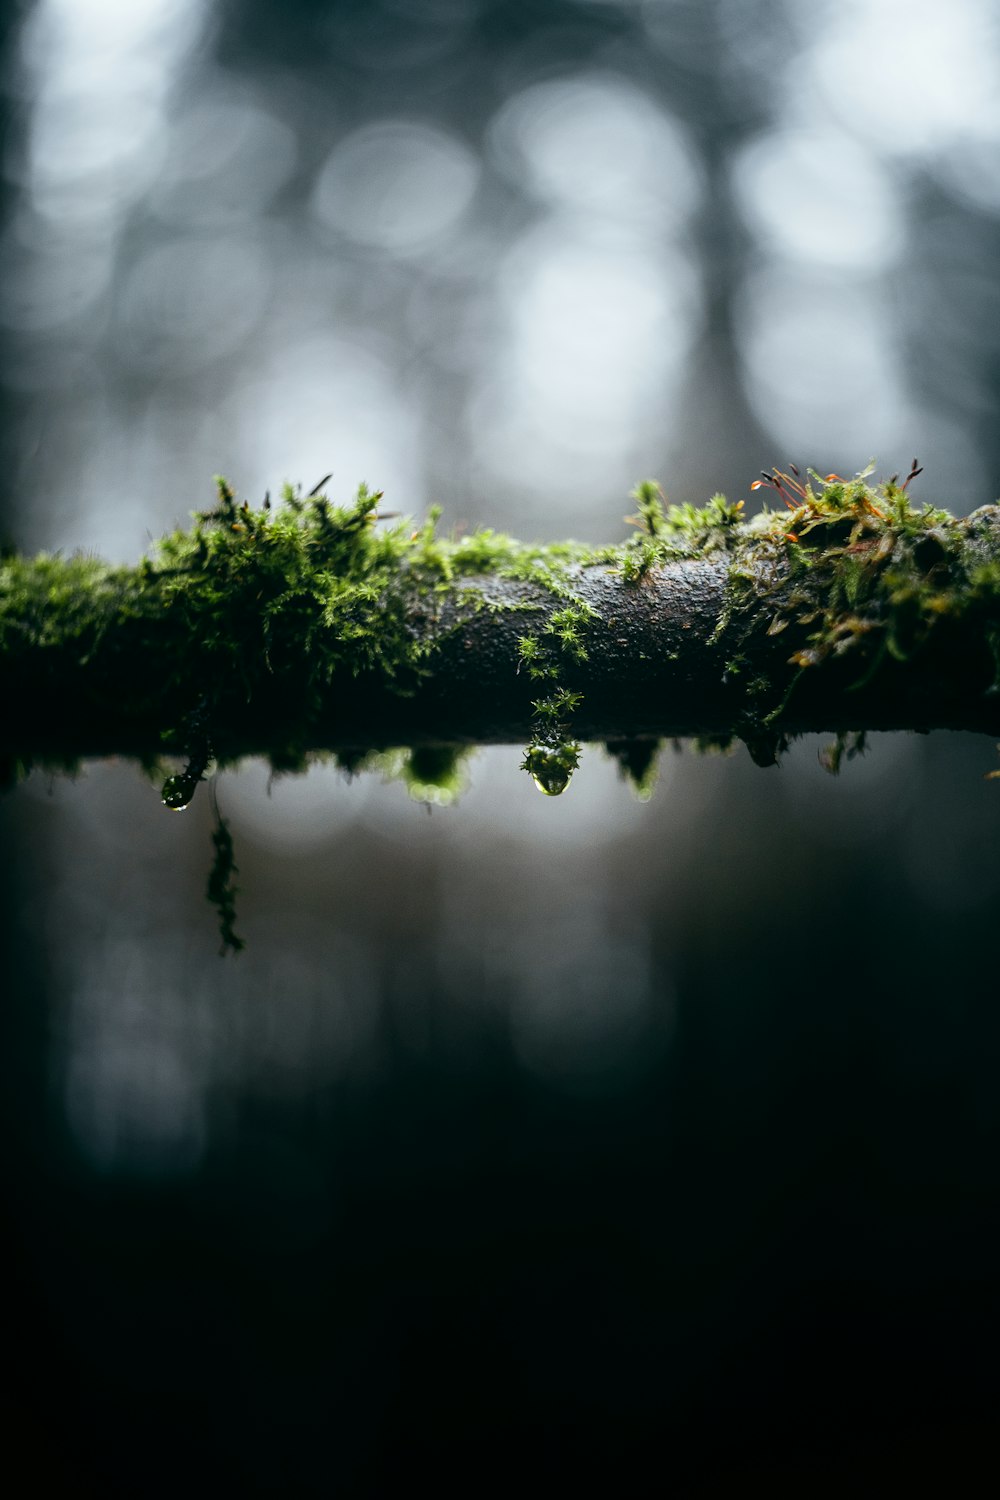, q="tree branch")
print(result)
[2,474,999,786]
